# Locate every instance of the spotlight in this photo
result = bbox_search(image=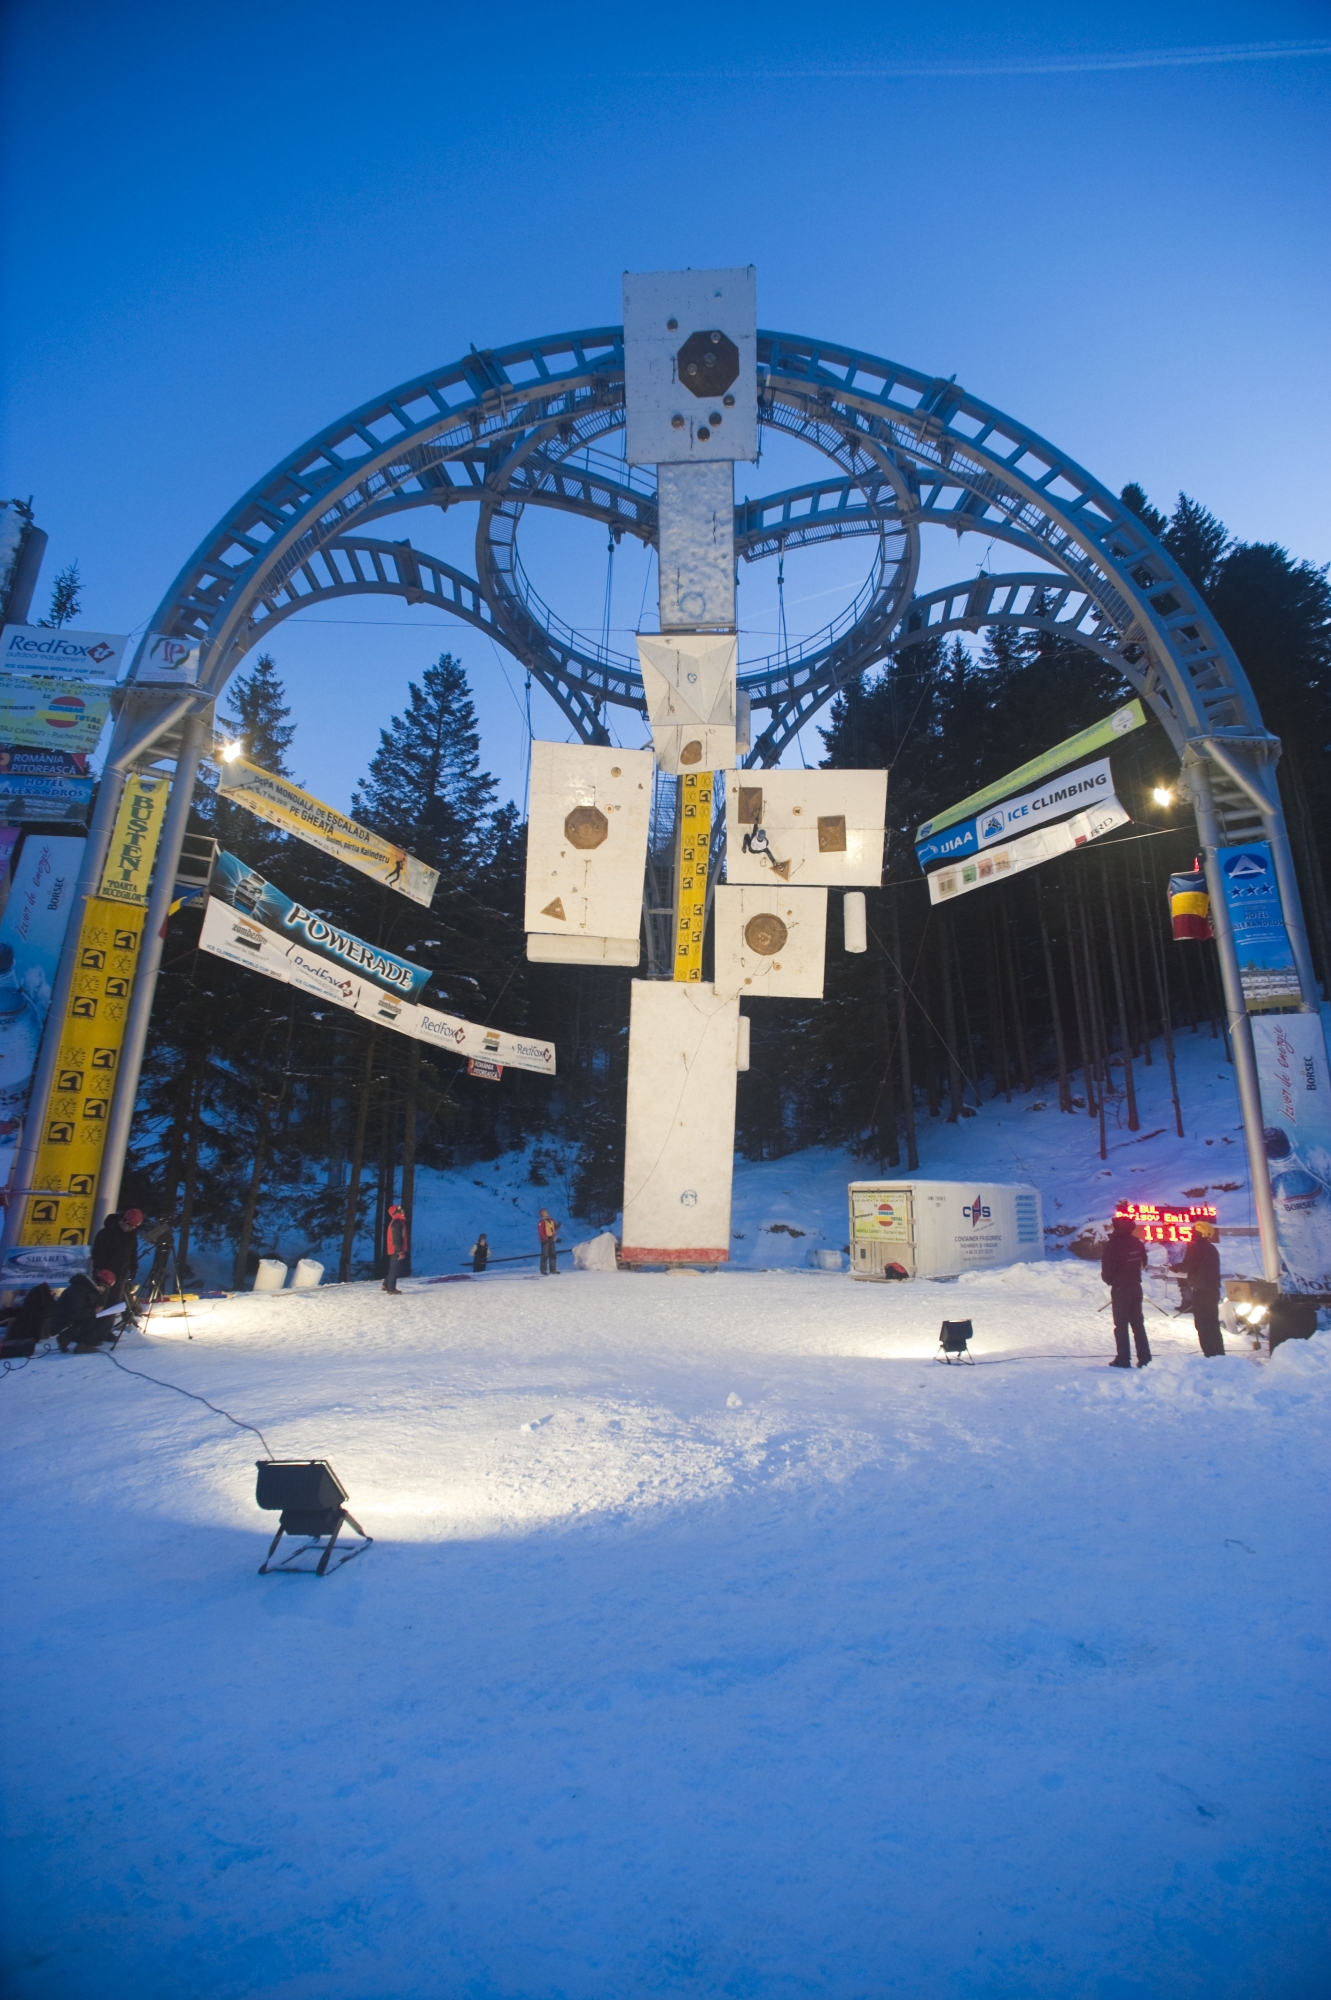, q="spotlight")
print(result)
[938,1319,975,1364]
[220,740,244,763]
[1152,786,1173,807]
[255,1459,373,1575]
